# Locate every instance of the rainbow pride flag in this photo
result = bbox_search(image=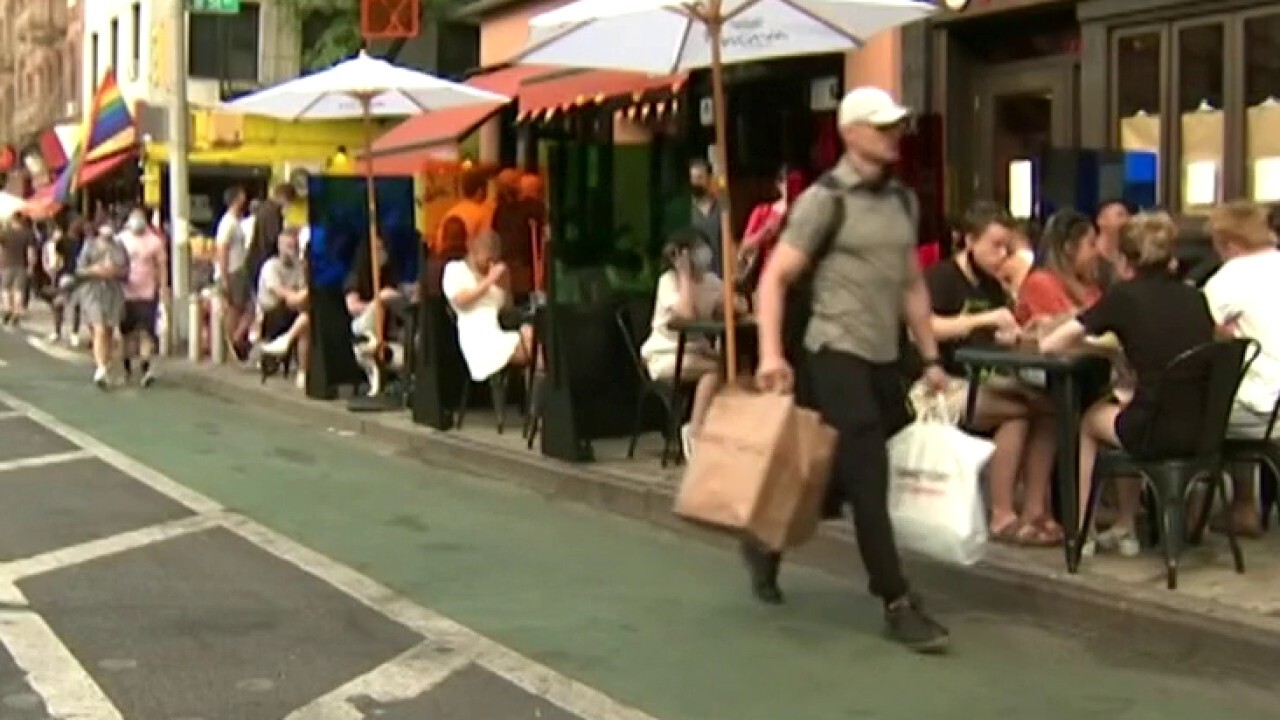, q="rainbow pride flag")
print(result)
[53,70,134,204]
